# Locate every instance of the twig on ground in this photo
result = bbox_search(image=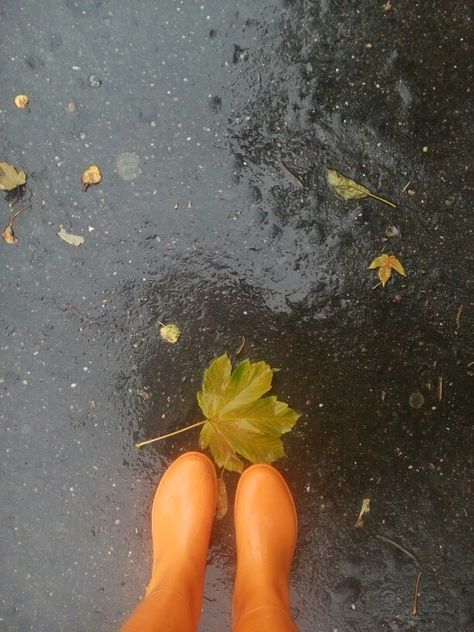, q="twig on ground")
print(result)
[376,534,422,615]
[235,336,246,355]
[2,203,32,243]
[412,569,422,615]
[455,304,464,329]
[276,160,304,188]
[437,376,443,401]
[376,534,419,566]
